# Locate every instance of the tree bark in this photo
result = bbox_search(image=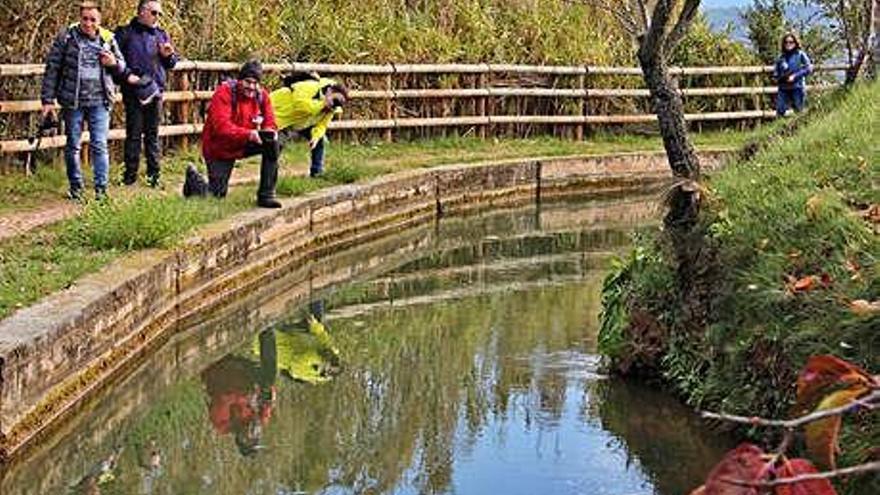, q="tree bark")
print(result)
[637,48,713,334]
[637,49,702,226]
[871,0,880,78]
